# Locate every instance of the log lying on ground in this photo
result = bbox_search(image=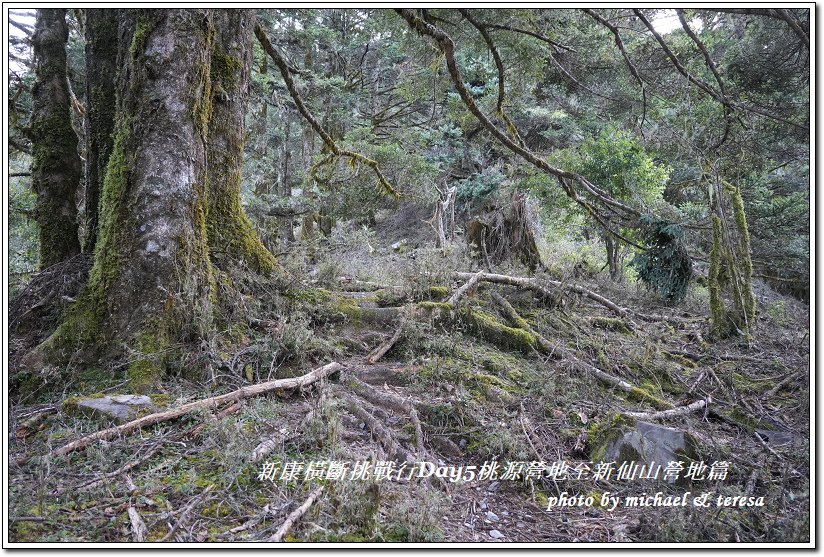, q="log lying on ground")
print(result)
[625,398,709,420]
[269,486,324,542]
[42,362,343,461]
